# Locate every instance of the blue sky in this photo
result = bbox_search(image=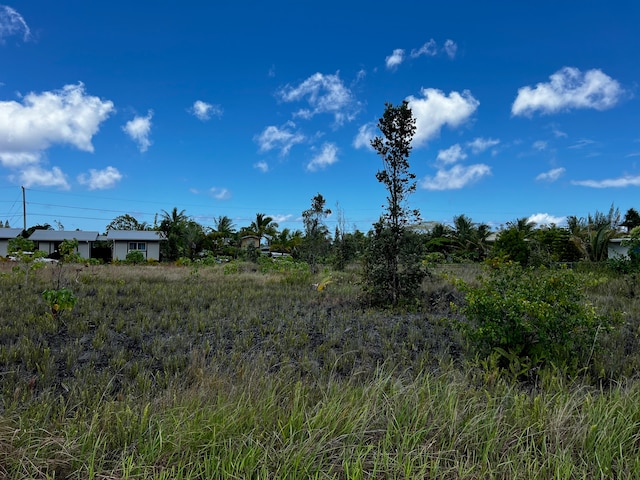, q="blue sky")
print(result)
[1,1,639,234]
